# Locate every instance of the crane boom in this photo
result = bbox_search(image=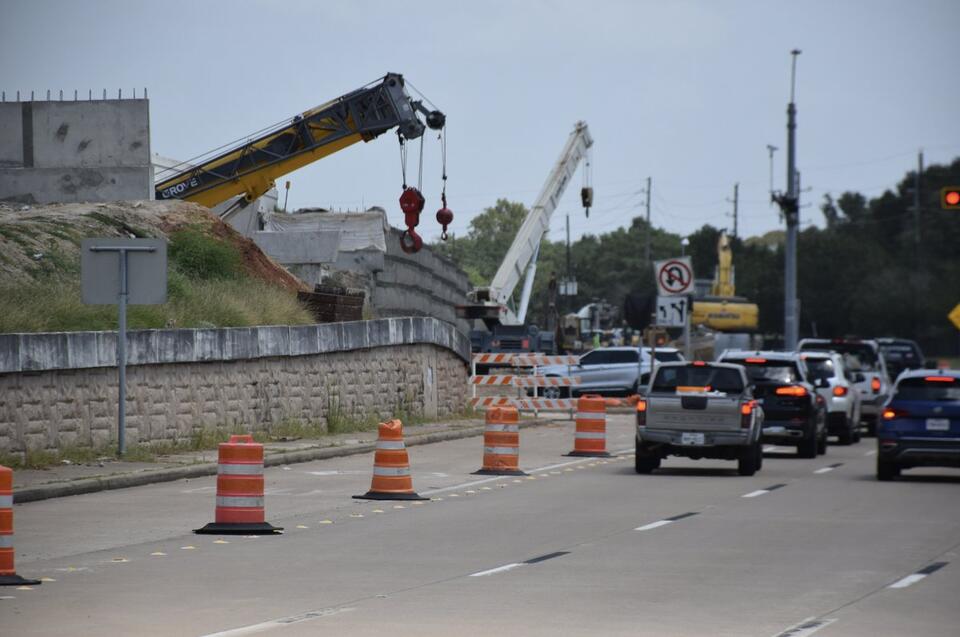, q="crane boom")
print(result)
[154,73,444,212]
[476,121,592,325]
